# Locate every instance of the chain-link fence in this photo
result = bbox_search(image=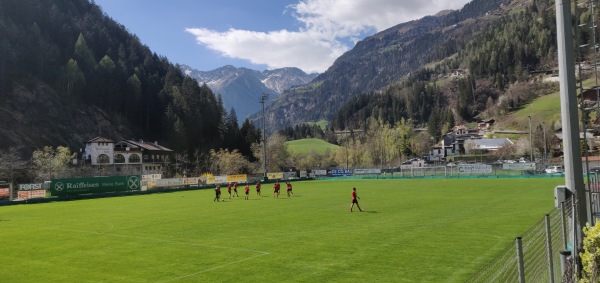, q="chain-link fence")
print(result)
[466,201,573,282]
